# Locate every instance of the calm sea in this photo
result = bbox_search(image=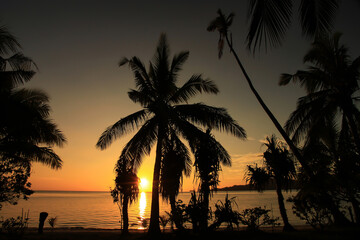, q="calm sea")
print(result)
[0,190,304,229]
